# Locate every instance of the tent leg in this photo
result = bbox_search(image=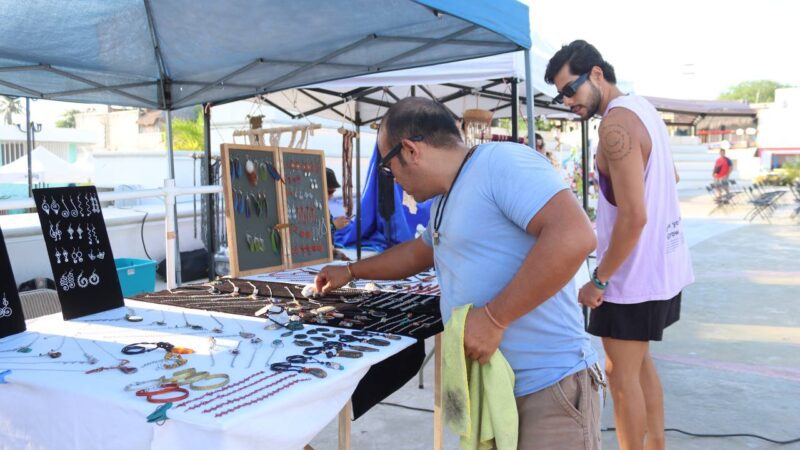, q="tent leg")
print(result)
[524,49,536,148]
[581,120,589,212]
[203,103,215,281]
[25,97,32,197]
[511,78,519,142]
[355,107,362,261]
[166,110,182,286]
